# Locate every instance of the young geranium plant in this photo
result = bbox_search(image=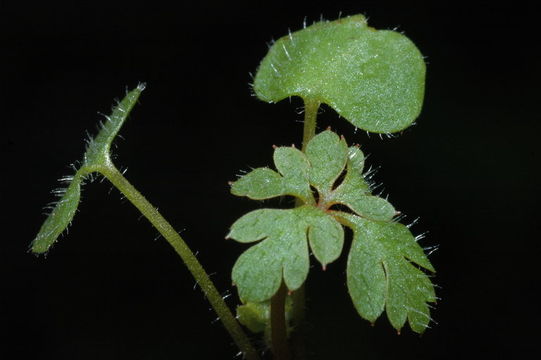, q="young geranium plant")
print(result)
[31,14,436,359]
[228,130,435,334]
